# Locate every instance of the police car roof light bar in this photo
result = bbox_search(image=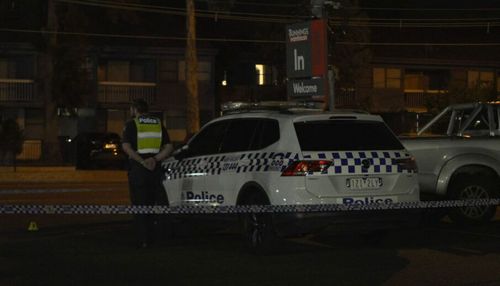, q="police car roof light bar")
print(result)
[221,101,323,115]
